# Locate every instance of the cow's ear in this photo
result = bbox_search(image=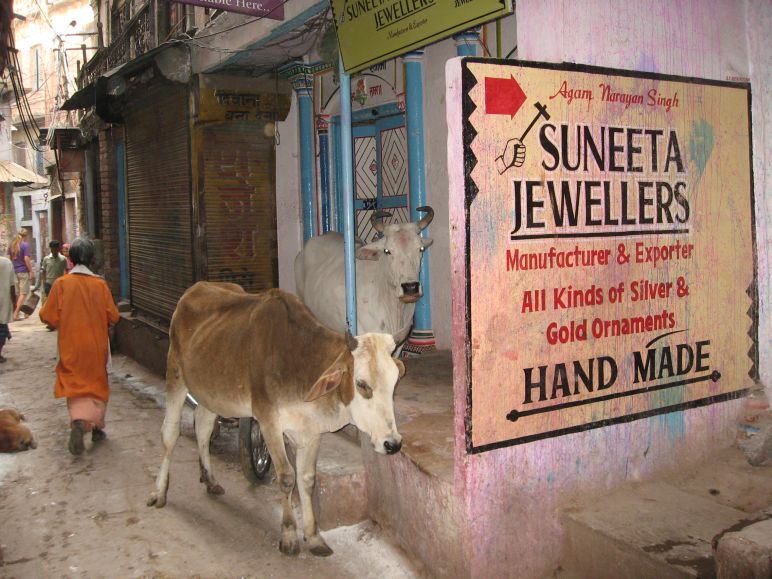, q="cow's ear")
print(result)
[305,367,345,402]
[395,359,406,379]
[356,244,380,261]
[421,237,434,248]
